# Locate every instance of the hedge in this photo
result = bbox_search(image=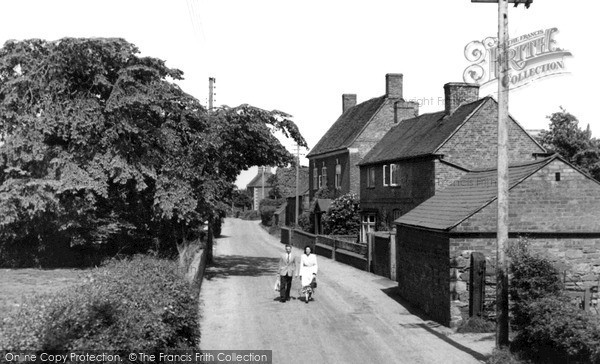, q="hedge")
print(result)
[0,255,200,351]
